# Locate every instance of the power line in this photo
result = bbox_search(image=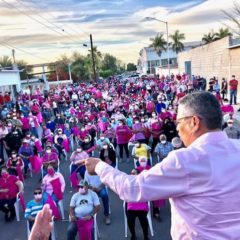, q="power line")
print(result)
[14,0,89,43]
[21,0,90,38]
[0,40,50,62]
[1,0,87,47]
